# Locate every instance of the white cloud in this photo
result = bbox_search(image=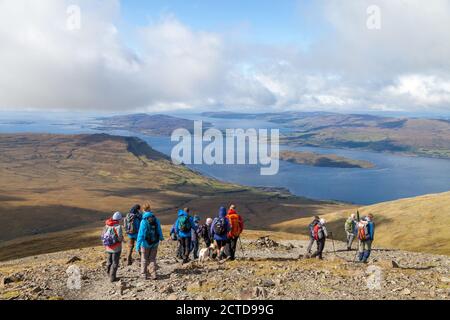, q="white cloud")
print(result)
[0,0,449,113]
[384,74,450,107]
